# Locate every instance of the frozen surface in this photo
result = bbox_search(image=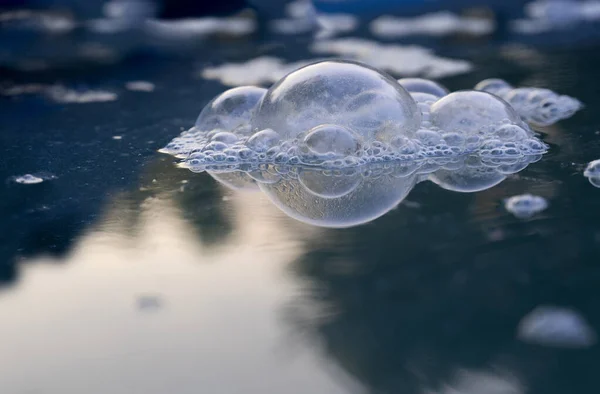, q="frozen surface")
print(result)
[518,306,596,348]
[371,12,495,38]
[504,194,548,218]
